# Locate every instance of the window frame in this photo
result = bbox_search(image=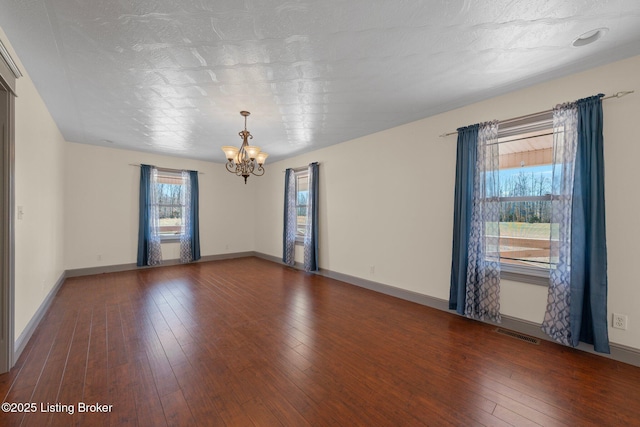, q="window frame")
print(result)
[155,169,186,242]
[496,114,554,286]
[294,169,309,244]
